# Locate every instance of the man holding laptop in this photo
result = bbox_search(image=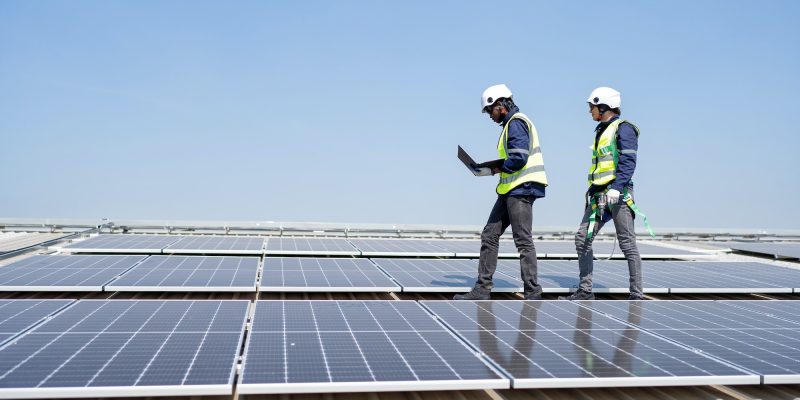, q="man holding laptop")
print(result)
[454,84,548,300]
